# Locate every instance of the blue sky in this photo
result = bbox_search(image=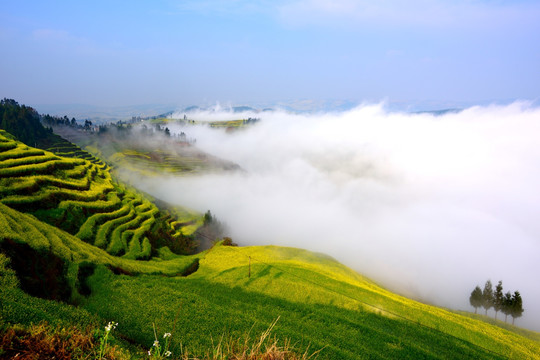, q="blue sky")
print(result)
[1,0,539,108]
